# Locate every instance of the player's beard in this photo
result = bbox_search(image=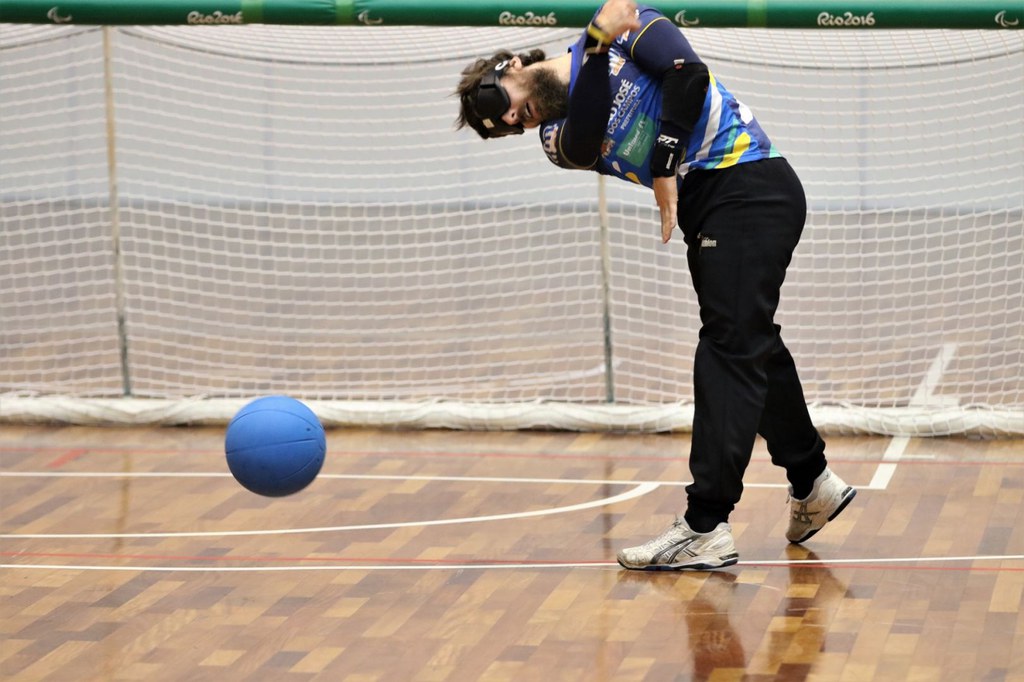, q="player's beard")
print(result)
[527,67,569,122]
